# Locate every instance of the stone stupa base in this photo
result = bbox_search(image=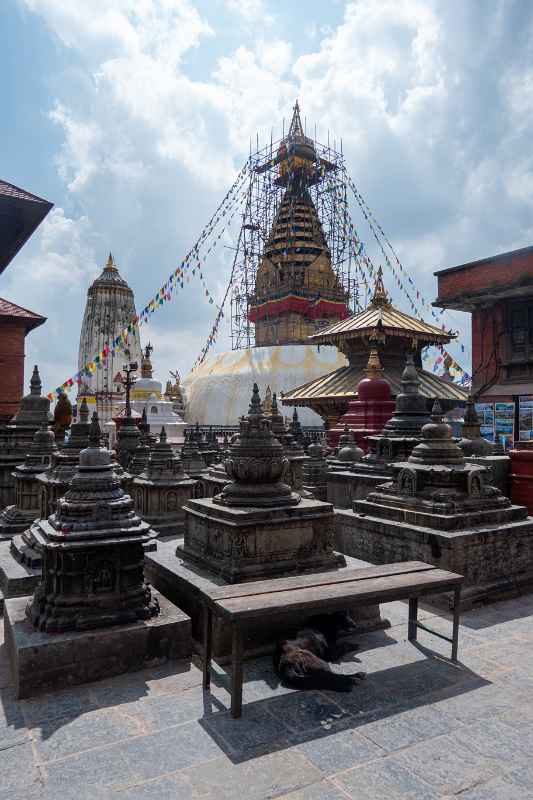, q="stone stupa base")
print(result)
[179,496,345,583]
[335,507,533,609]
[4,591,191,699]
[146,540,390,661]
[327,468,391,509]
